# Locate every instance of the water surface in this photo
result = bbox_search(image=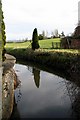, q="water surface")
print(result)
[11,63,80,119]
